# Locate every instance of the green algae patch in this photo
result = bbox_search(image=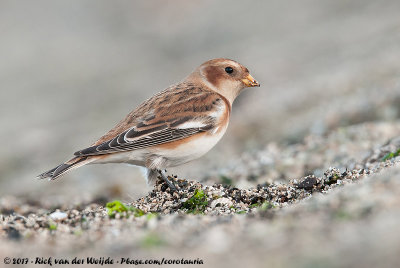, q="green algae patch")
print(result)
[48,222,57,231]
[182,189,208,214]
[382,149,400,162]
[106,200,145,218]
